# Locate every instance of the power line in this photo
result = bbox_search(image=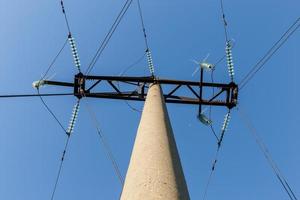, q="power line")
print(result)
[35,39,71,134]
[30,27,77,199]
[203,148,221,200]
[220,0,229,42]
[38,89,67,133]
[60,0,72,34]
[137,0,149,50]
[136,0,155,76]
[86,0,134,75]
[208,71,220,141]
[203,110,231,200]
[49,100,80,200]
[50,135,71,200]
[219,0,236,82]
[212,39,236,70]
[41,38,68,81]
[118,52,146,76]
[117,52,146,113]
[0,93,73,98]
[239,17,300,90]
[60,1,82,72]
[84,102,125,186]
[237,106,298,200]
[32,37,72,134]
